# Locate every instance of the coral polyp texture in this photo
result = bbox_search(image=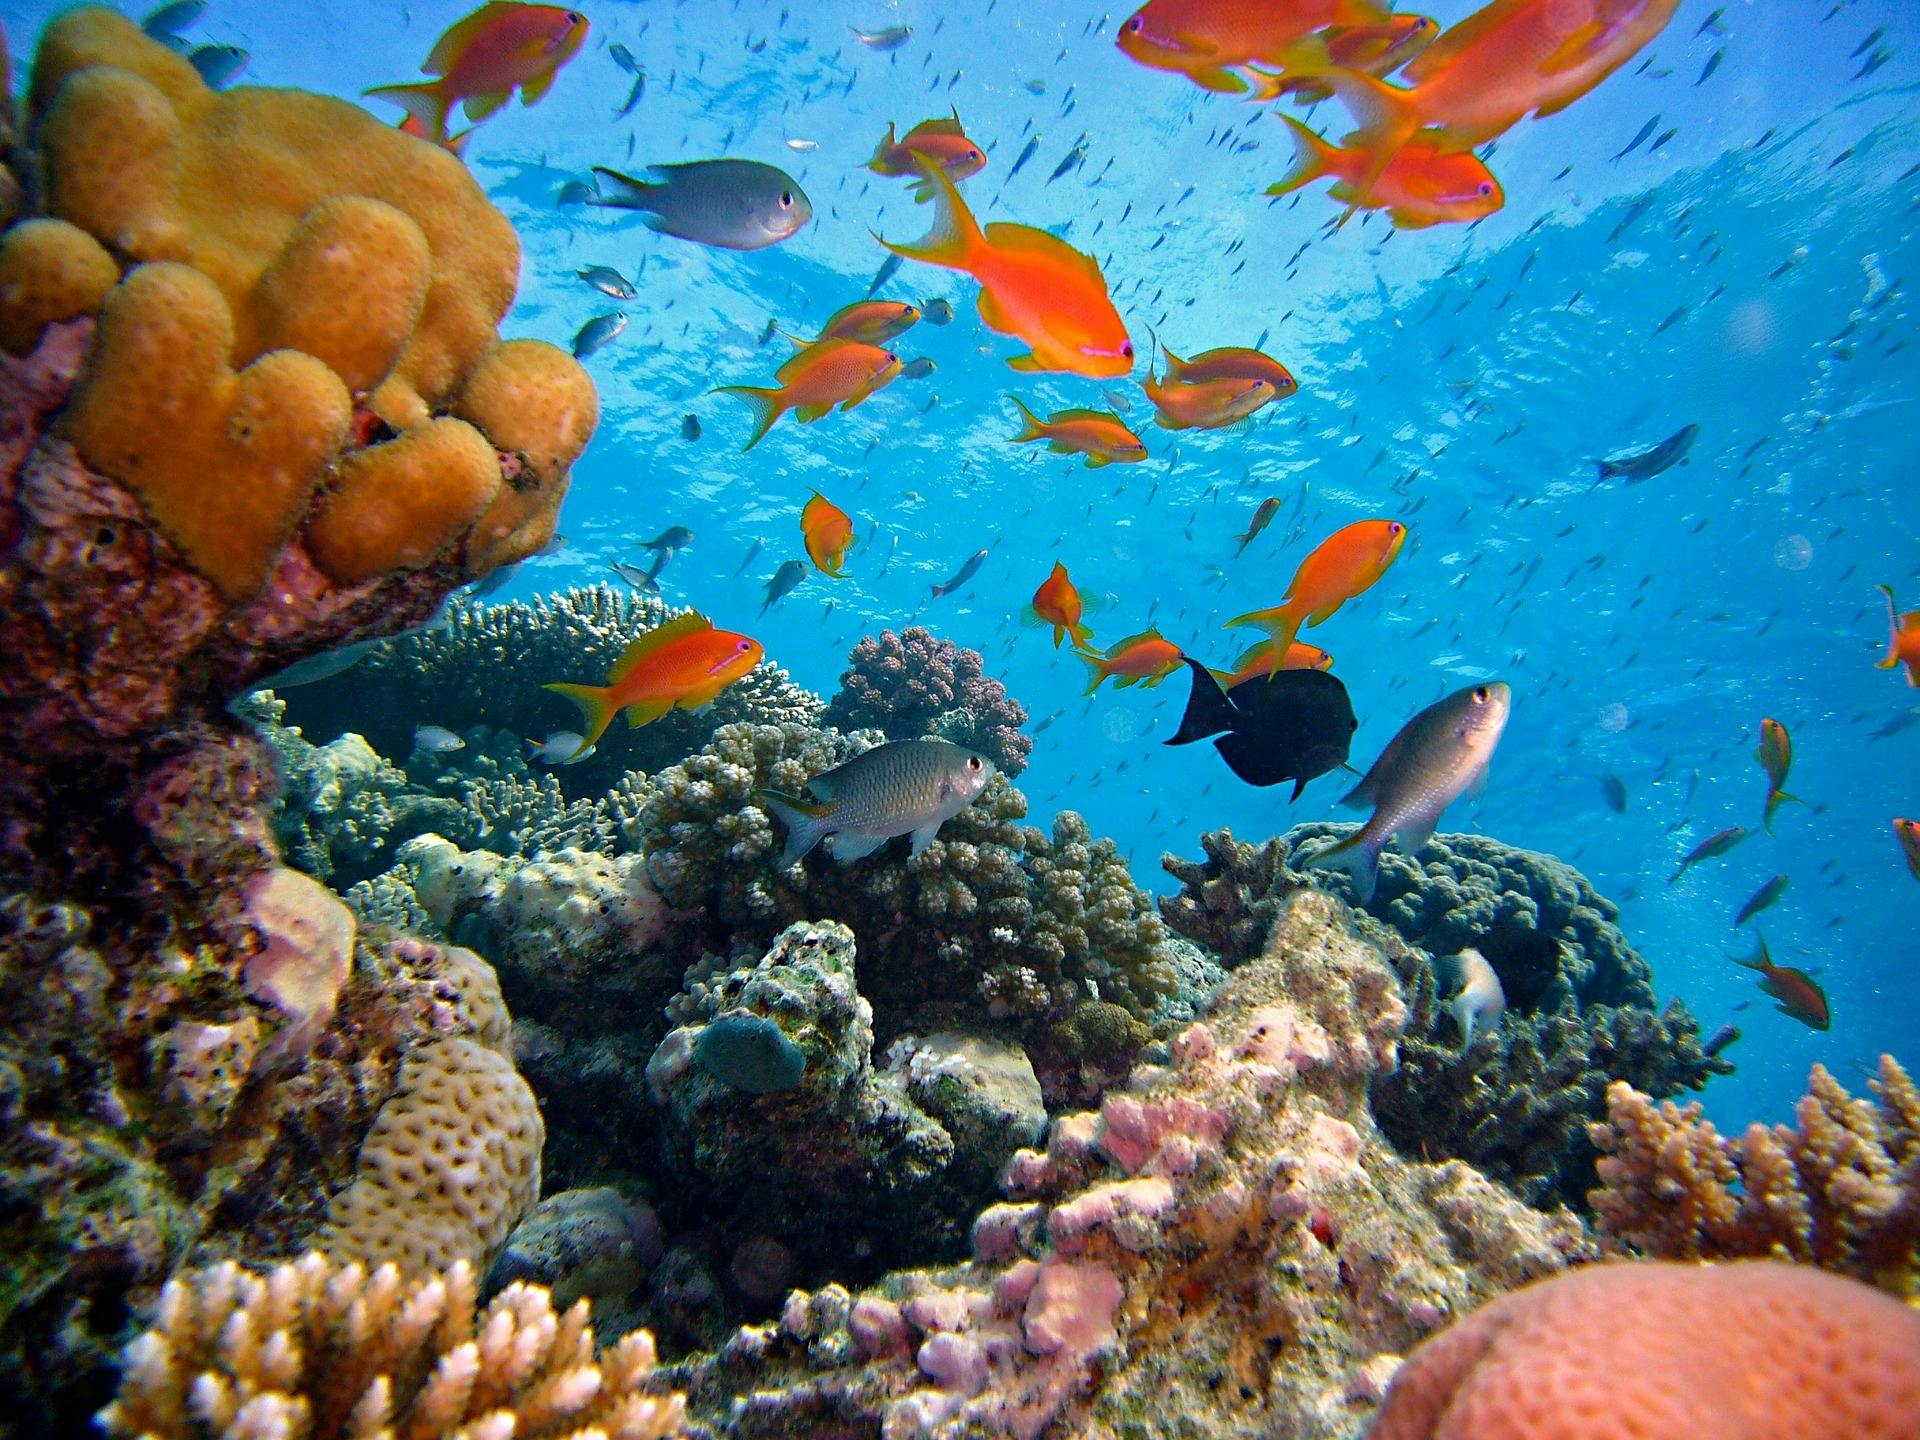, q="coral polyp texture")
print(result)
[99,1252,688,1440]
[822,626,1033,776]
[1161,826,1727,1205]
[1587,1056,1920,1293]
[1367,1260,1920,1440]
